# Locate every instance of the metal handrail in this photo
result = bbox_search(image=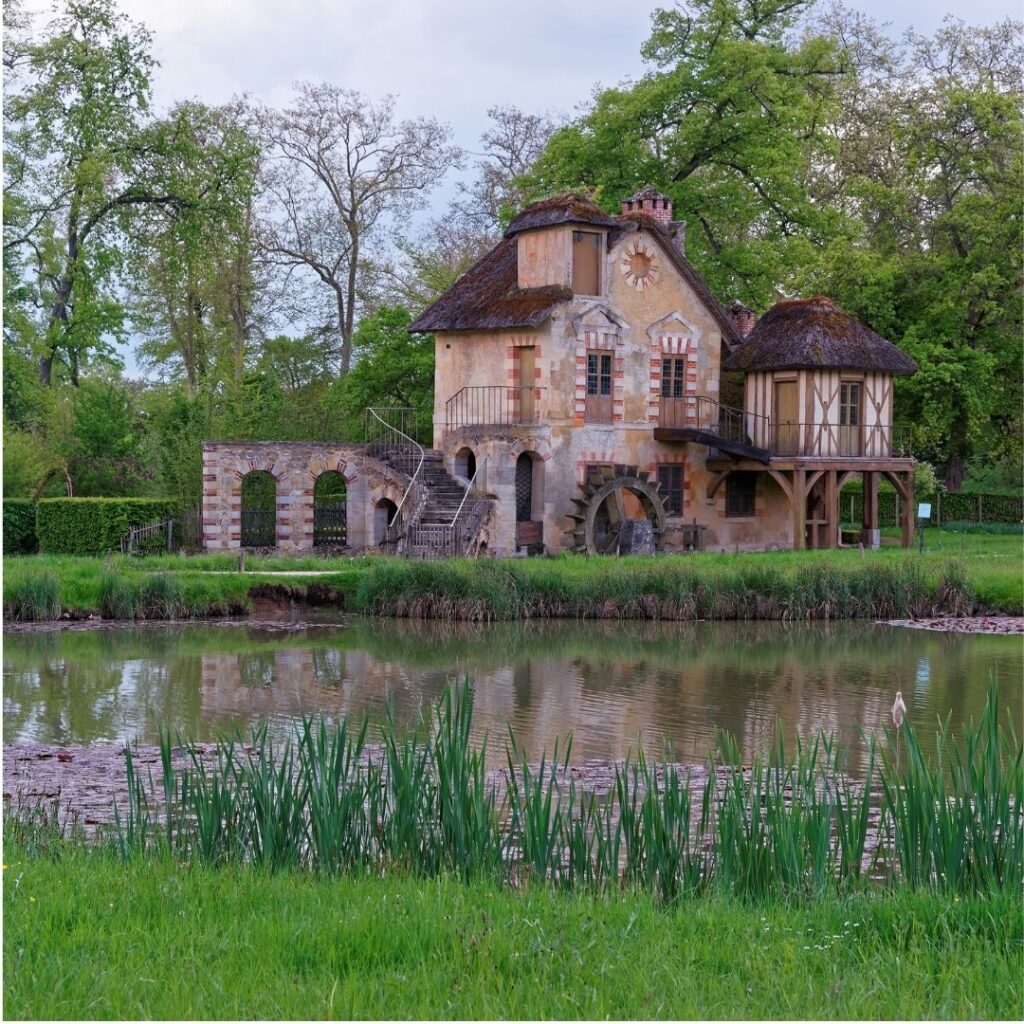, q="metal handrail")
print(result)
[450,457,483,528]
[365,406,425,530]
